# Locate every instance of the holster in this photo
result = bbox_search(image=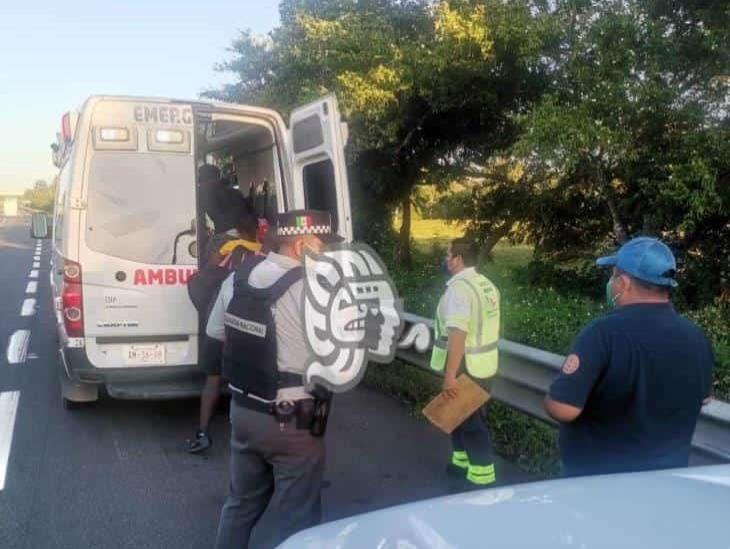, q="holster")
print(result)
[271,388,332,436]
[309,392,332,438]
